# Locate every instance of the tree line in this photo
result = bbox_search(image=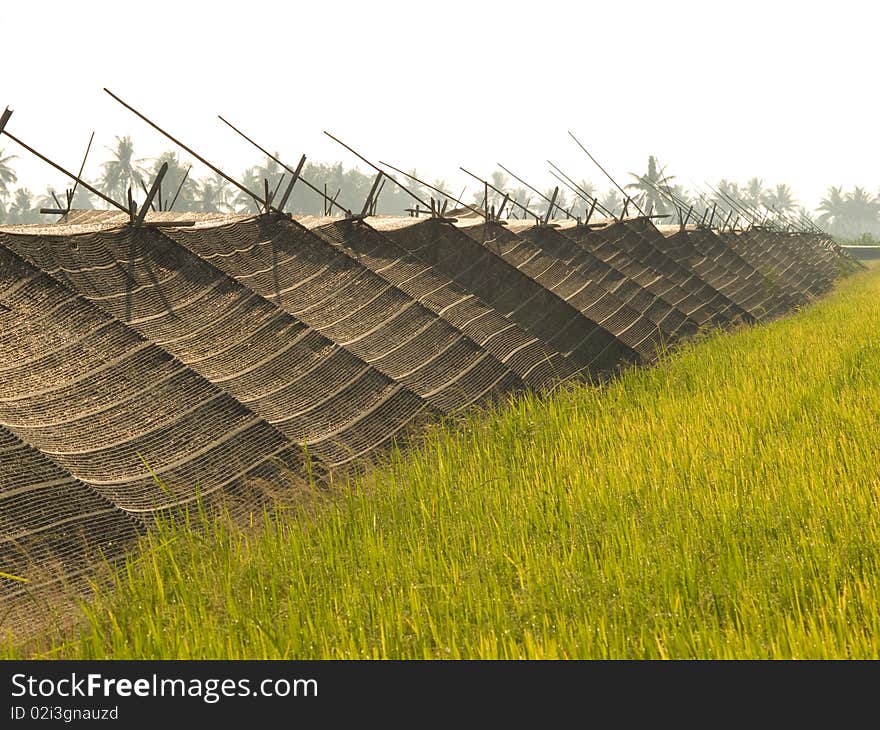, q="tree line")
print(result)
[0,140,876,240]
[0,136,431,223]
[620,156,880,240]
